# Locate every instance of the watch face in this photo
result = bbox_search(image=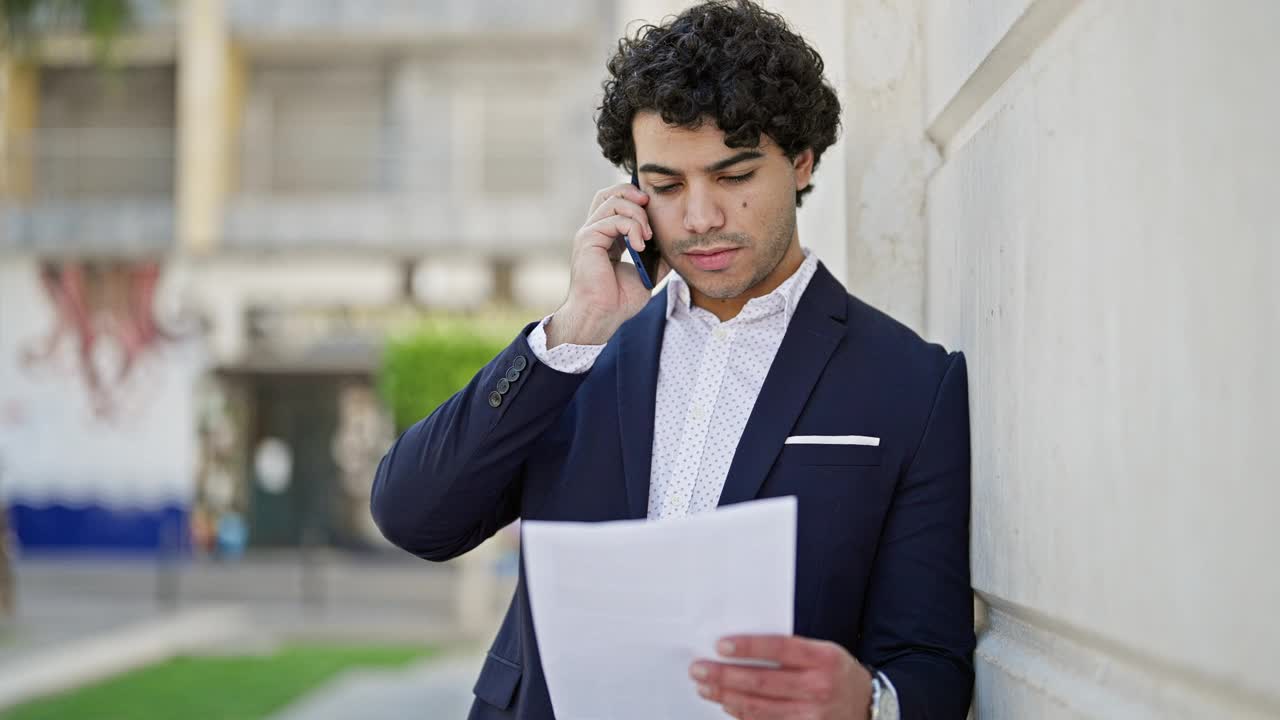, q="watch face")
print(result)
[880,687,900,720]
